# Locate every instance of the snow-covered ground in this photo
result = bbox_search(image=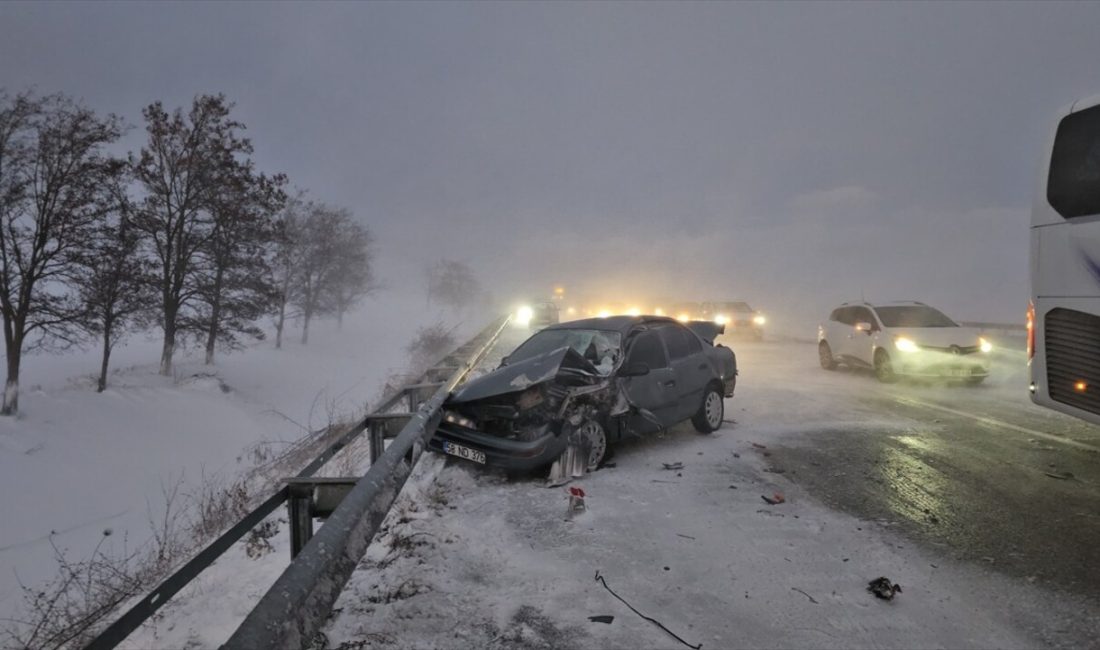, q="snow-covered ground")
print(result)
[0,293,479,634]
